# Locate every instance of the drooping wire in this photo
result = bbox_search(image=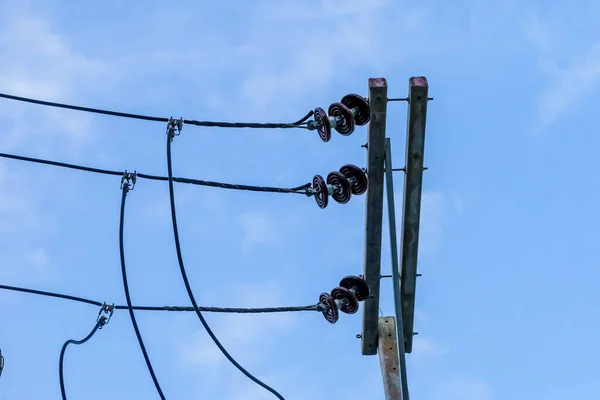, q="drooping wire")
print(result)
[0,152,311,195]
[0,284,323,313]
[0,284,105,307]
[119,178,166,399]
[165,126,286,400]
[59,311,109,400]
[0,92,313,130]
